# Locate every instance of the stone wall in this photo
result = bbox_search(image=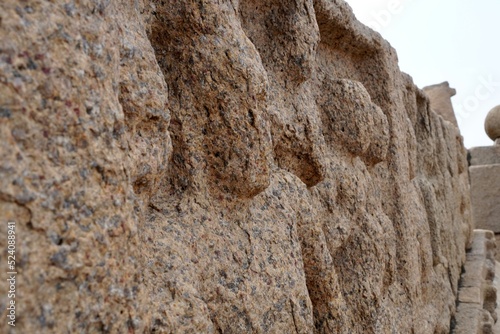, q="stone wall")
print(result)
[469,145,500,235]
[0,0,472,333]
